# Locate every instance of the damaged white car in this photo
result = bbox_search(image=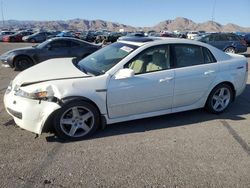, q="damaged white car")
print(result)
[4,37,248,140]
